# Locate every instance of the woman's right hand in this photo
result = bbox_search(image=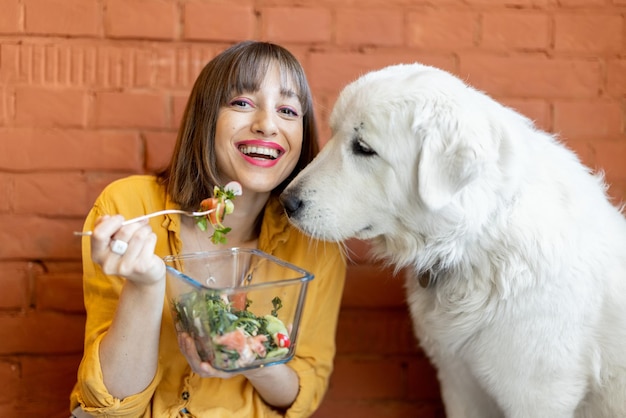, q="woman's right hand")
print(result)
[90,215,166,399]
[89,215,165,286]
